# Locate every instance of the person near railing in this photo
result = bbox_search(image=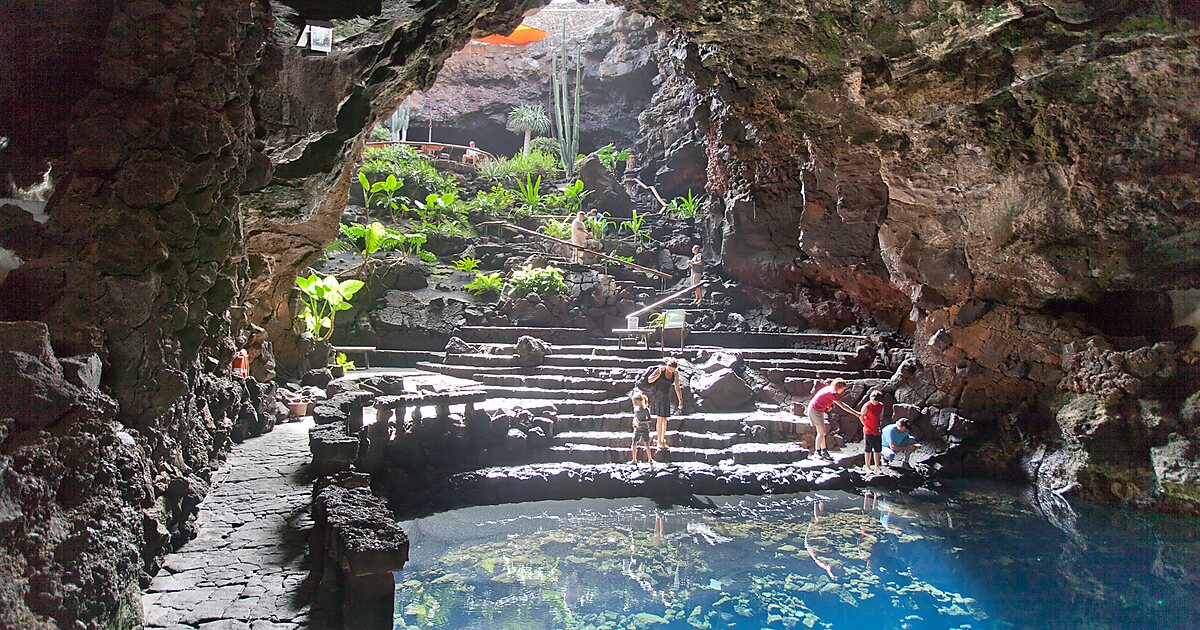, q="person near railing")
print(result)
[570,211,591,264]
[640,358,684,450]
[462,140,482,165]
[688,245,704,304]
